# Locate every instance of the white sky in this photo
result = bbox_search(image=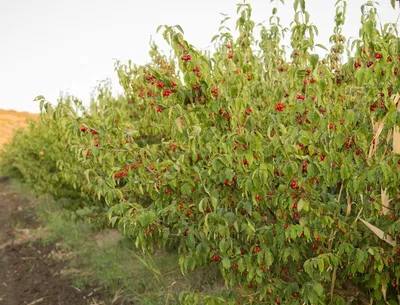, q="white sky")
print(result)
[0,0,398,113]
